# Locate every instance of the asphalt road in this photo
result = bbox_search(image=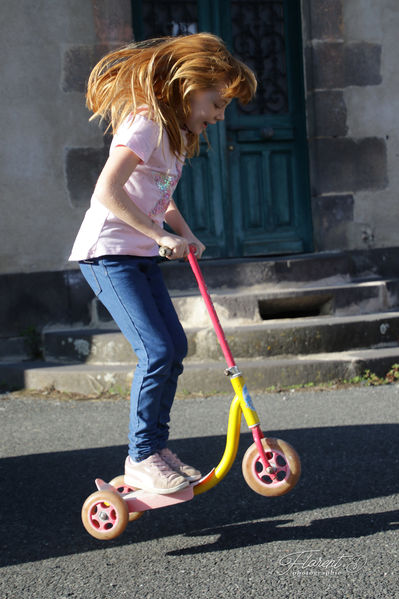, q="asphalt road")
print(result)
[1,385,398,599]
